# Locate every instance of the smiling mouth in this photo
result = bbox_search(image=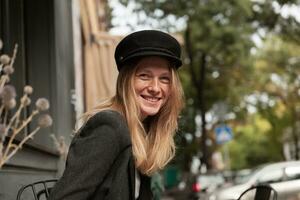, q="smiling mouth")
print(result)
[141,95,161,102]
